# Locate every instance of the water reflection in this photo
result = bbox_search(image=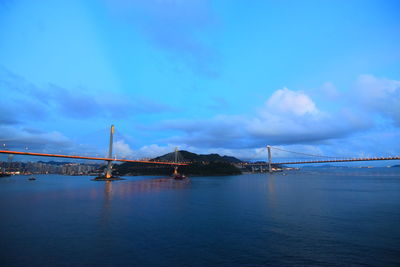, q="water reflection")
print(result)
[99,178,191,225]
[266,174,277,210]
[111,177,191,198]
[267,175,276,195]
[99,181,113,226]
